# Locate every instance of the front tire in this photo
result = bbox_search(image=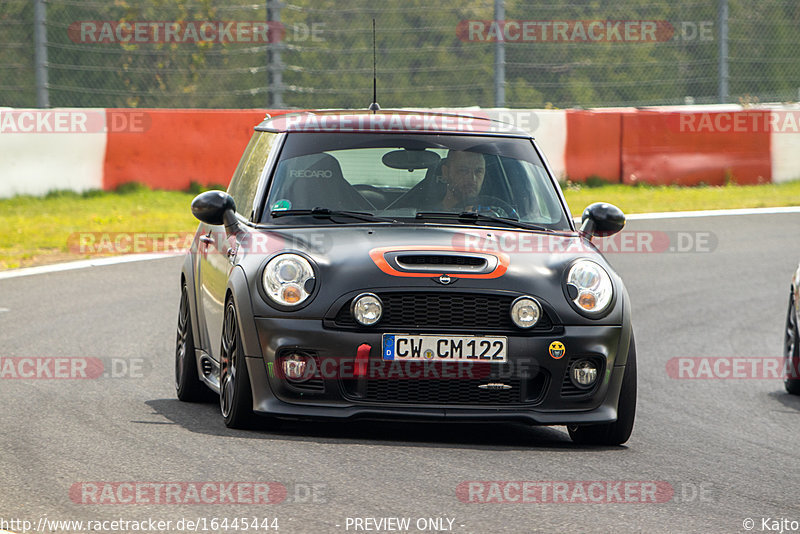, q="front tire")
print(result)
[175,282,212,402]
[784,293,800,395]
[219,298,258,428]
[568,335,637,446]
